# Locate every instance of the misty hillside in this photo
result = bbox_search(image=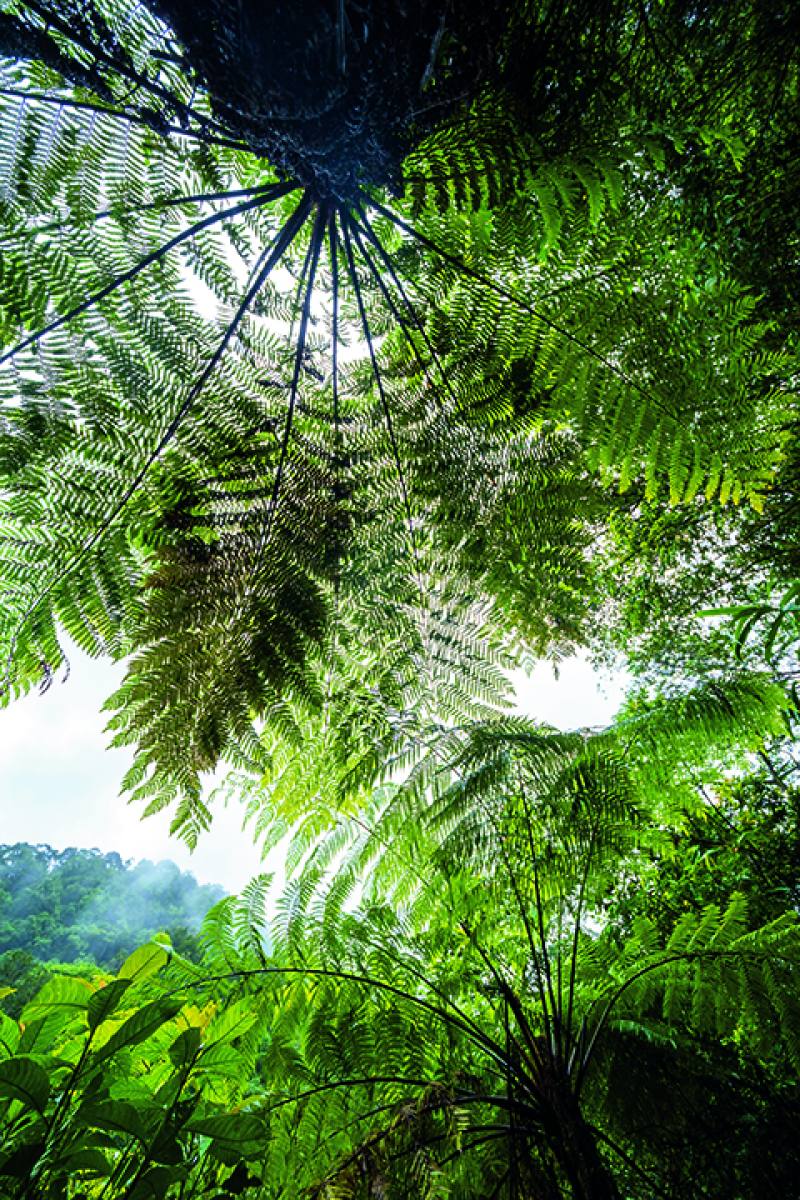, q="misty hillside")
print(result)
[0,842,225,968]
